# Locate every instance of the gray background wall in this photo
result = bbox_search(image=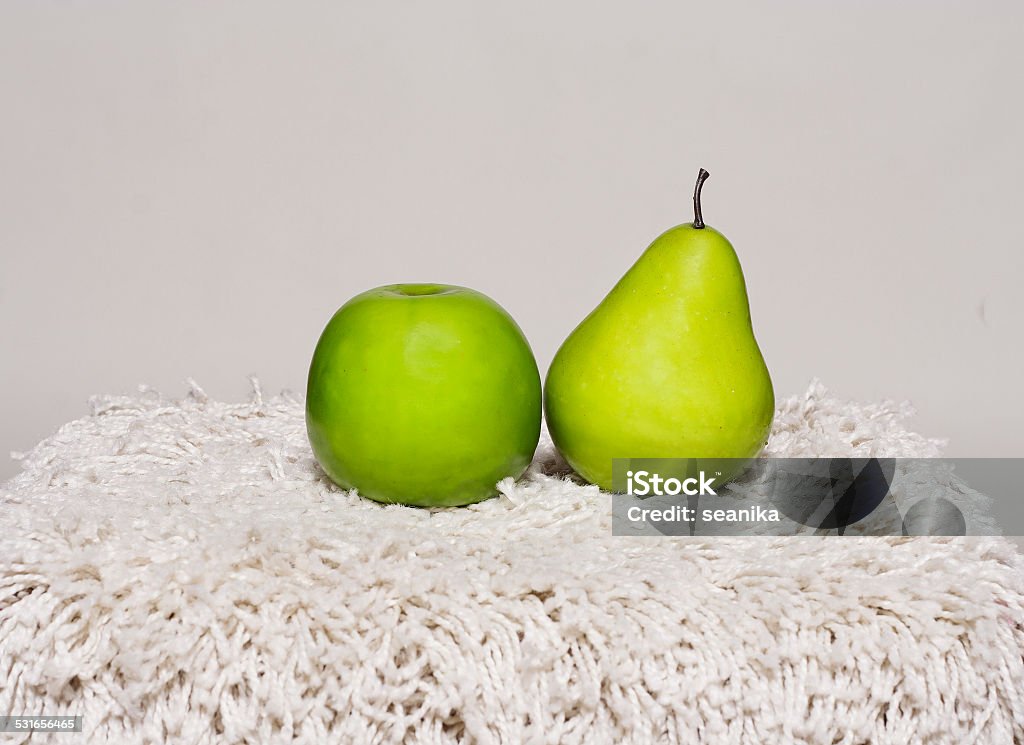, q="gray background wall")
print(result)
[2,0,1022,481]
